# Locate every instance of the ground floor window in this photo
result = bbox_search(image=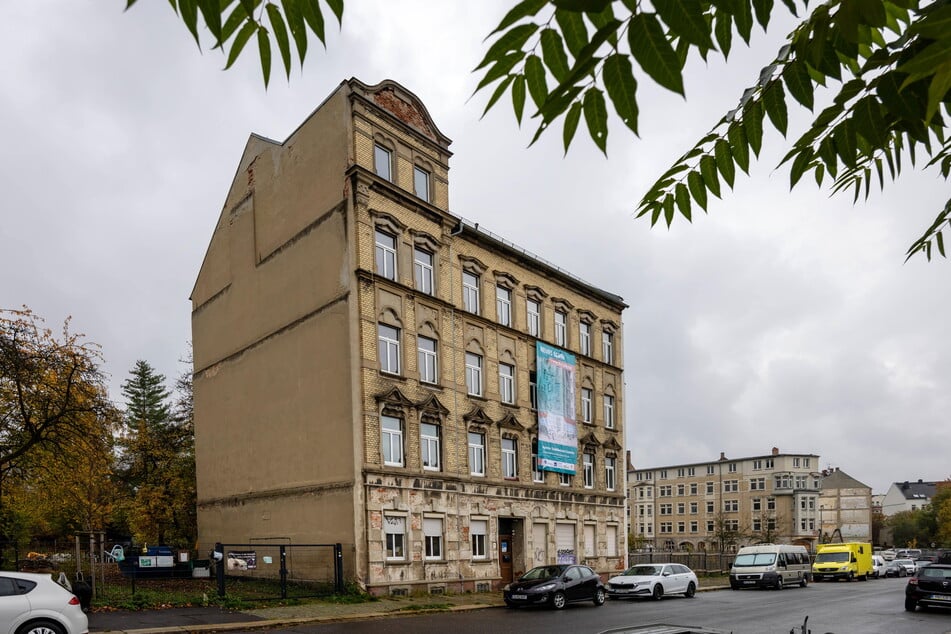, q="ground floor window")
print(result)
[424,517,443,560]
[471,519,487,559]
[384,515,406,561]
